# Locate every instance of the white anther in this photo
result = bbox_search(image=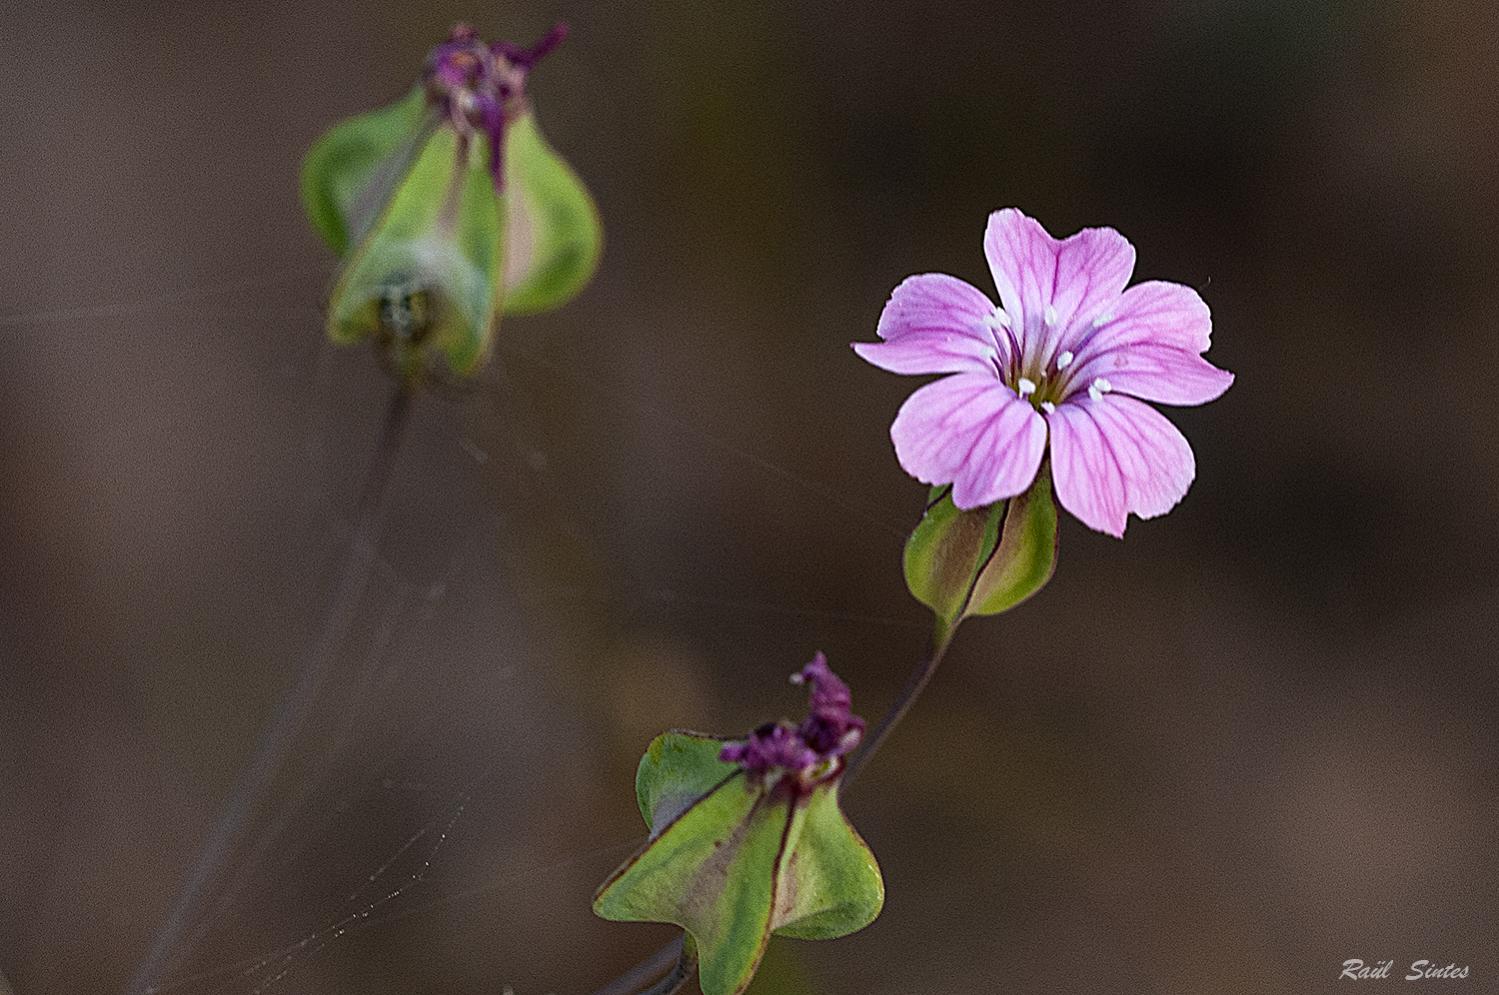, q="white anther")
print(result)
[1043,305,1058,327]
[1056,350,1075,371]
[1040,401,1056,414]
[981,307,1011,330]
[1017,377,1037,399]
[1093,376,1112,393]
[1088,385,1103,402]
